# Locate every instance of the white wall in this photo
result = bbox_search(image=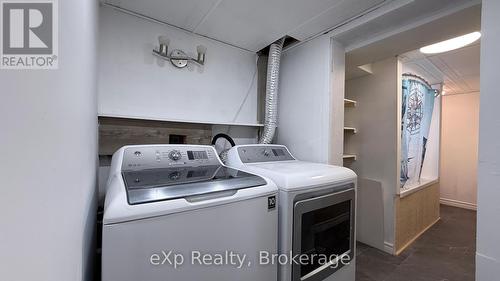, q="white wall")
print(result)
[0,1,98,281]
[98,6,259,125]
[276,35,345,164]
[440,92,479,209]
[476,0,500,278]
